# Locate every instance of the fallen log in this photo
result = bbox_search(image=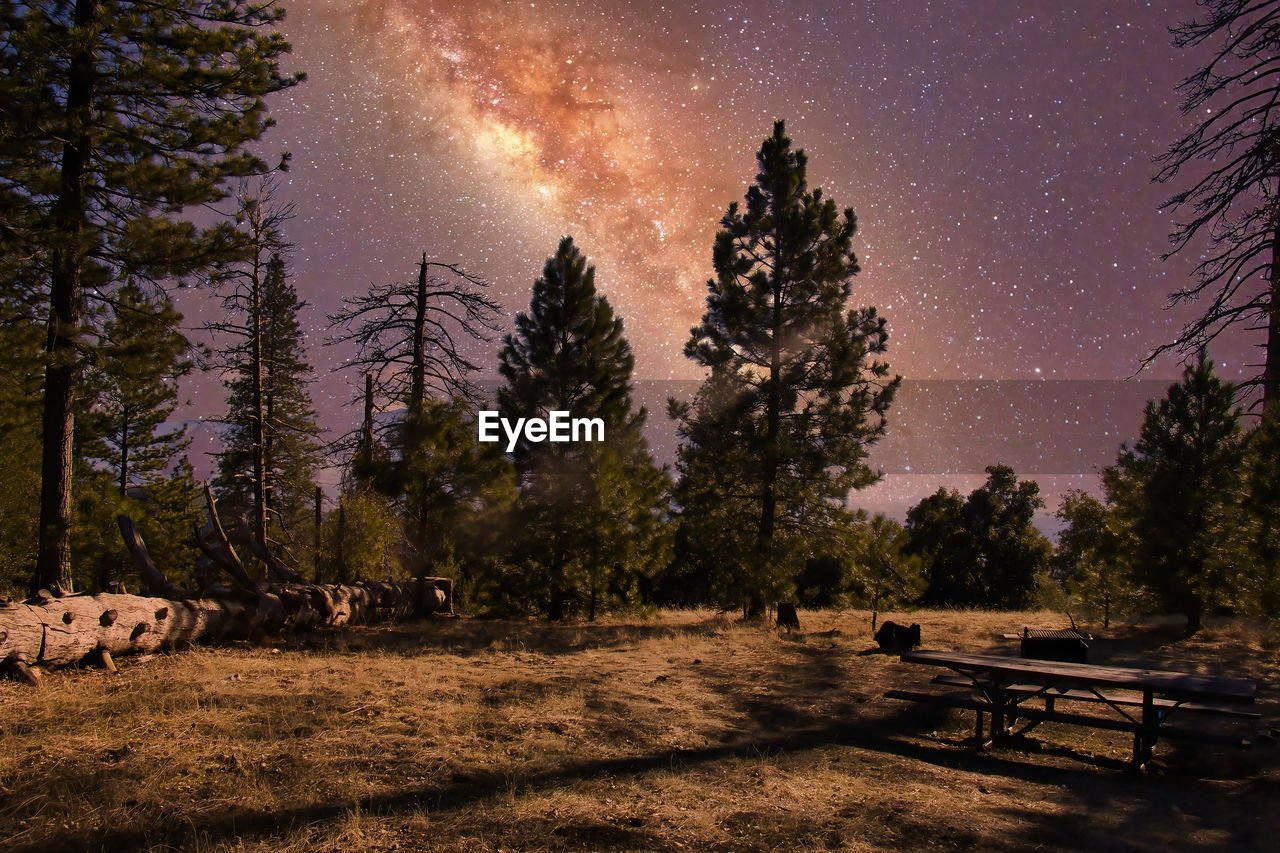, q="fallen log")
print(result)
[0,578,452,676]
[0,590,262,669]
[0,518,453,679]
